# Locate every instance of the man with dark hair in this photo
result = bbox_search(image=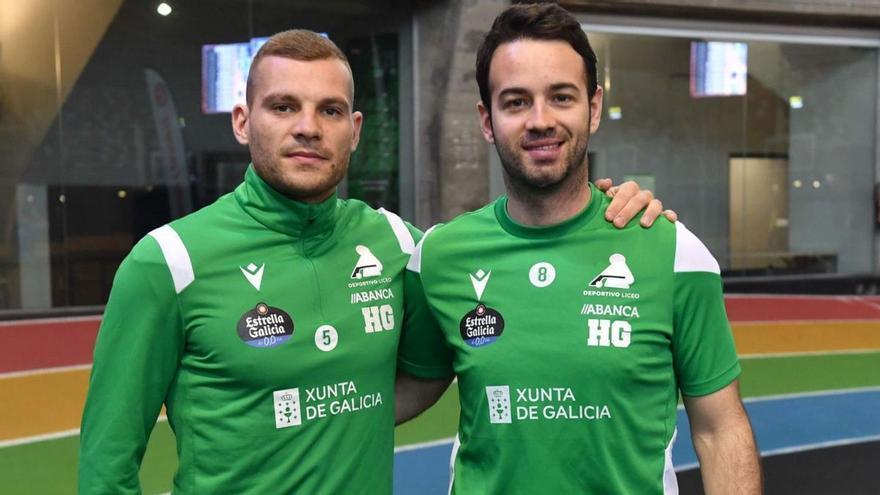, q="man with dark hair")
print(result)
[397,4,762,493]
[475,1,600,109]
[78,27,666,494]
